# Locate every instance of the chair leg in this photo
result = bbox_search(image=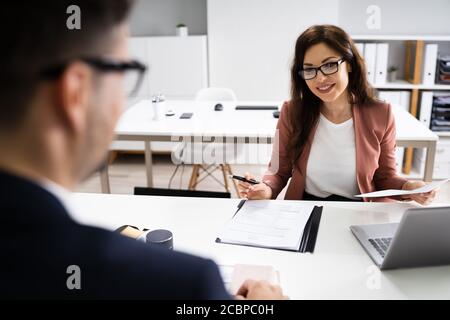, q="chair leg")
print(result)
[108,151,118,165]
[100,165,111,194]
[220,164,231,193]
[227,164,240,198]
[188,165,200,190]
